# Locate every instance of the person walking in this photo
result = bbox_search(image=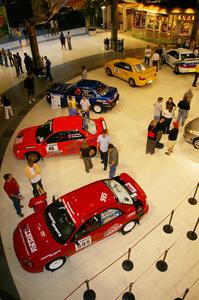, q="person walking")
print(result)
[162,104,174,134]
[16,52,24,74]
[165,122,179,155]
[3,173,24,217]
[108,144,119,179]
[2,48,8,67]
[80,95,90,119]
[192,63,199,87]
[24,53,33,75]
[146,120,157,155]
[153,97,163,121]
[66,32,72,50]
[24,74,35,104]
[80,140,93,173]
[144,45,152,65]
[177,97,190,126]
[68,96,78,116]
[25,159,46,197]
[1,95,14,121]
[152,50,160,71]
[7,49,13,67]
[81,65,87,80]
[44,56,53,81]
[59,31,66,49]
[13,54,20,77]
[97,129,110,170]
